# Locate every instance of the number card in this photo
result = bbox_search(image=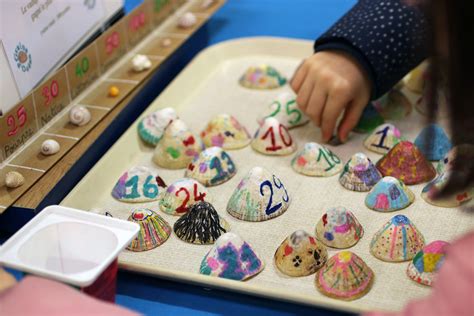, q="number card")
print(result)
[125,2,153,47]
[32,68,70,128]
[66,44,100,99]
[0,94,38,159]
[97,20,128,73]
[149,0,174,25]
